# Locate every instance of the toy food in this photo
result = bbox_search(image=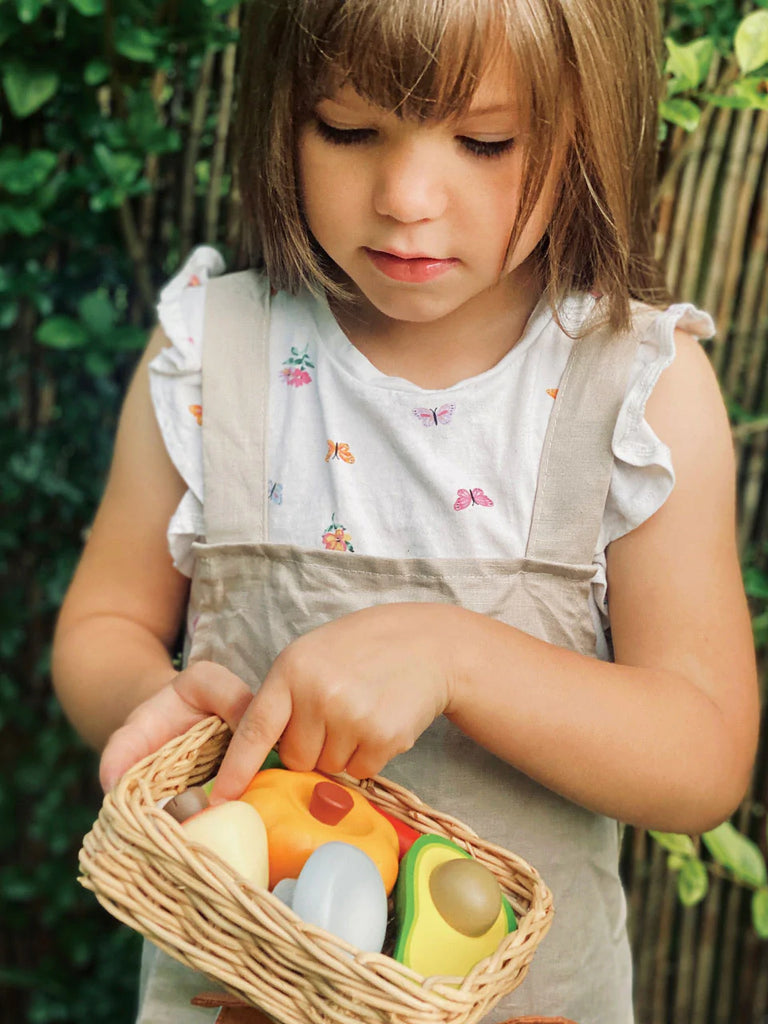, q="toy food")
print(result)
[162,786,209,823]
[370,803,421,859]
[239,770,399,892]
[393,834,517,977]
[181,801,269,888]
[283,842,388,953]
